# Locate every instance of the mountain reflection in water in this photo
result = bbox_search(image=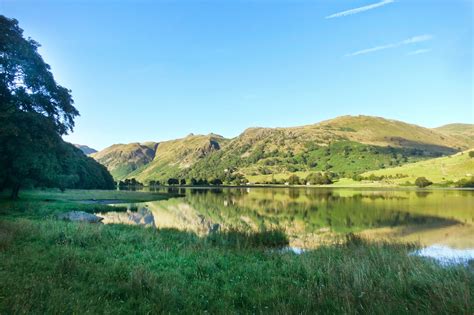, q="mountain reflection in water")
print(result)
[97,187,474,250]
